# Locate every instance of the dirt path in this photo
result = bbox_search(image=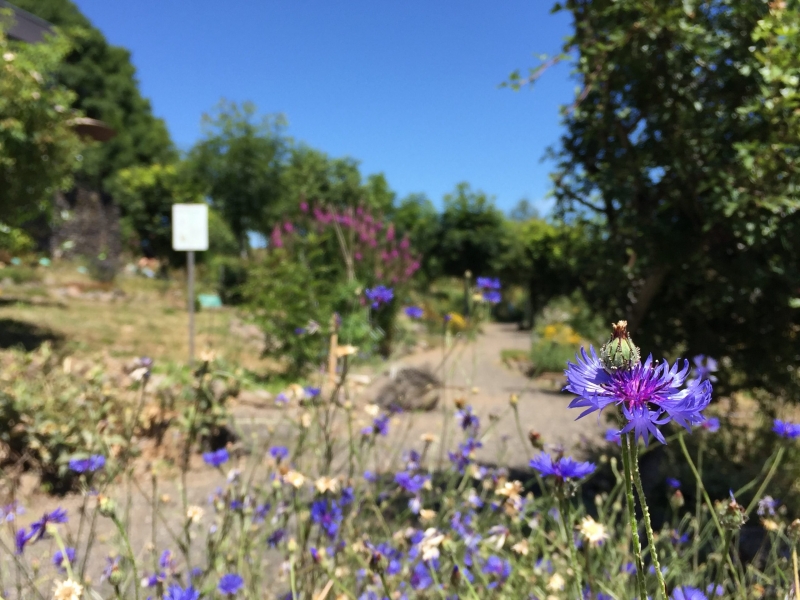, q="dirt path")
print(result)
[358,322,605,471]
